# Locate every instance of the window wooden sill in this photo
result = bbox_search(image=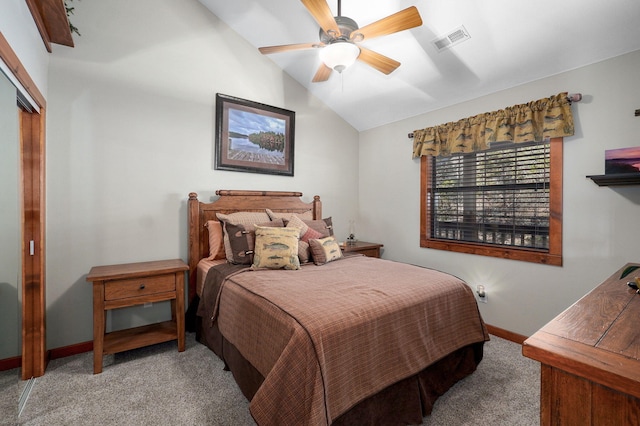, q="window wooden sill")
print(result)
[421,238,562,266]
